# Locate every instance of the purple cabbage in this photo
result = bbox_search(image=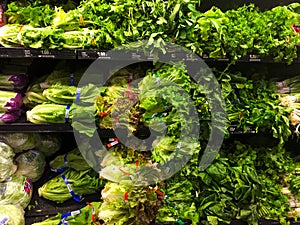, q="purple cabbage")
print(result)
[0,91,23,115]
[0,110,22,123]
[2,93,23,111]
[0,74,29,92]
